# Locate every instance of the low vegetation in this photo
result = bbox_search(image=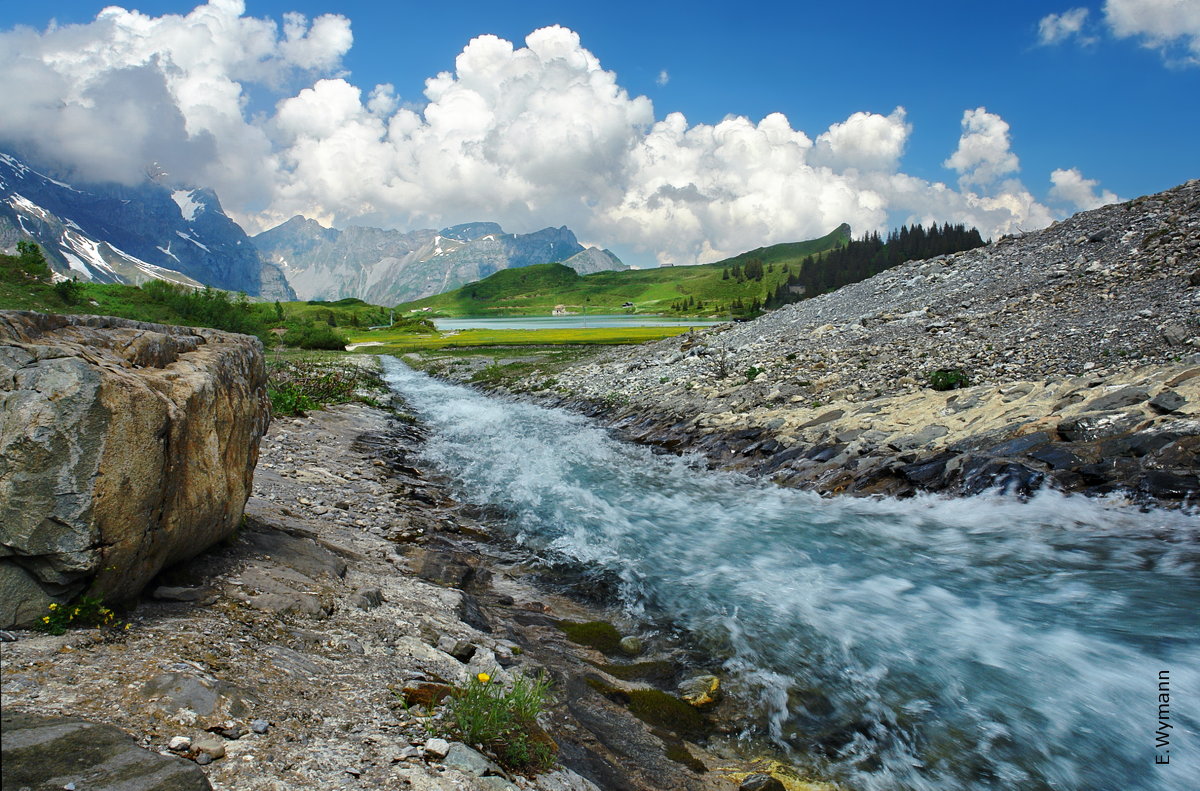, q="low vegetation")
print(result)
[266,352,388,416]
[348,325,694,353]
[34,595,129,636]
[927,368,970,391]
[439,671,557,775]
